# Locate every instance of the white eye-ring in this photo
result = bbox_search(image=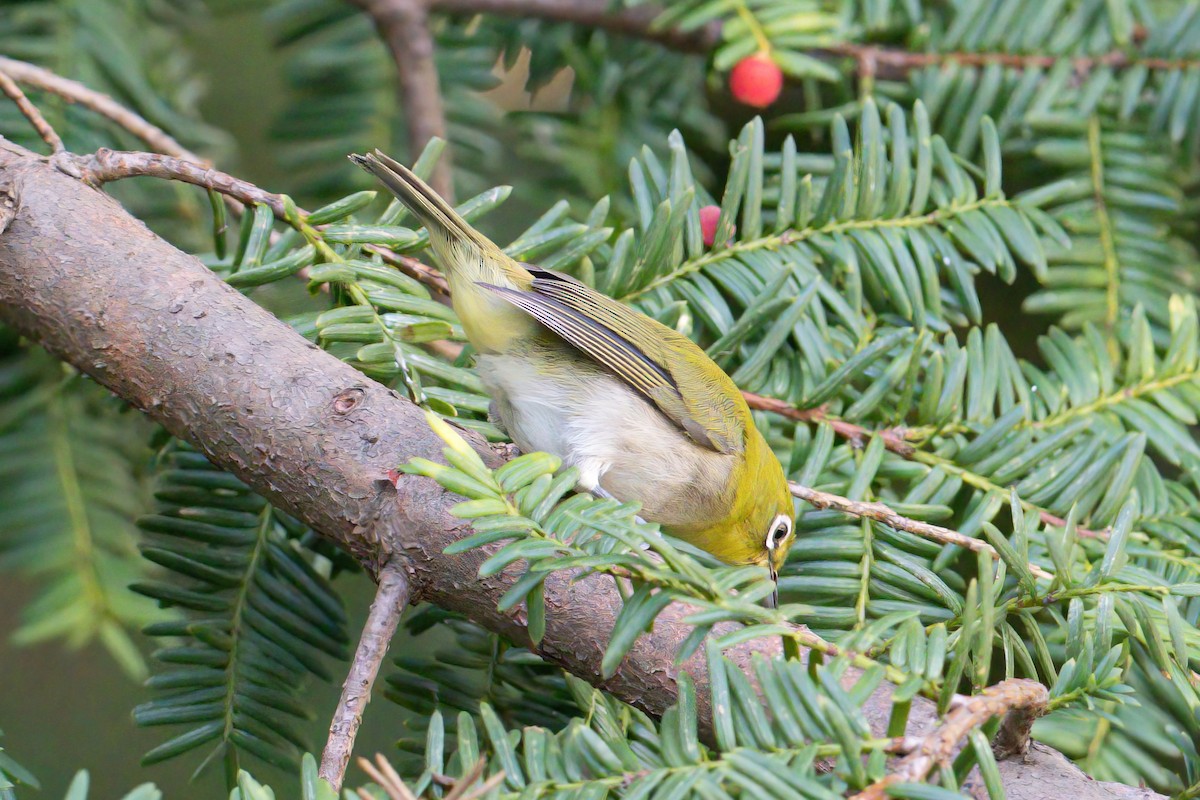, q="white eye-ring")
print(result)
[766,514,792,550]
